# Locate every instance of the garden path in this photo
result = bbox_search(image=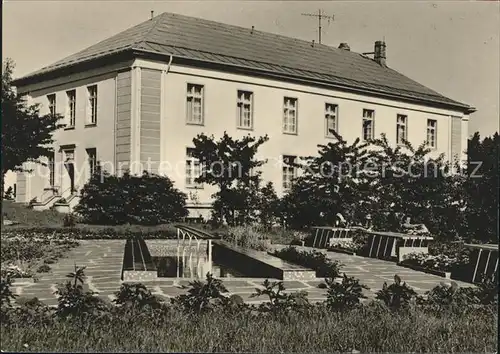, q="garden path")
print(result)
[10,241,472,307]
